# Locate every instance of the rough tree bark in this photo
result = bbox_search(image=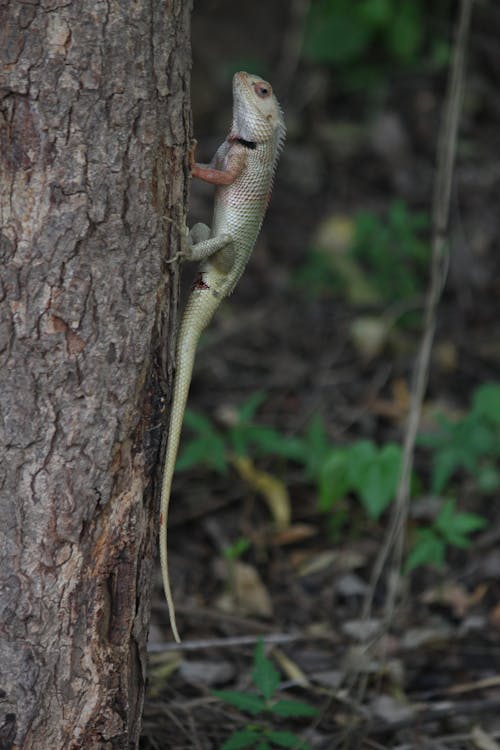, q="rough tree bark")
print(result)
[0,1,191,748]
